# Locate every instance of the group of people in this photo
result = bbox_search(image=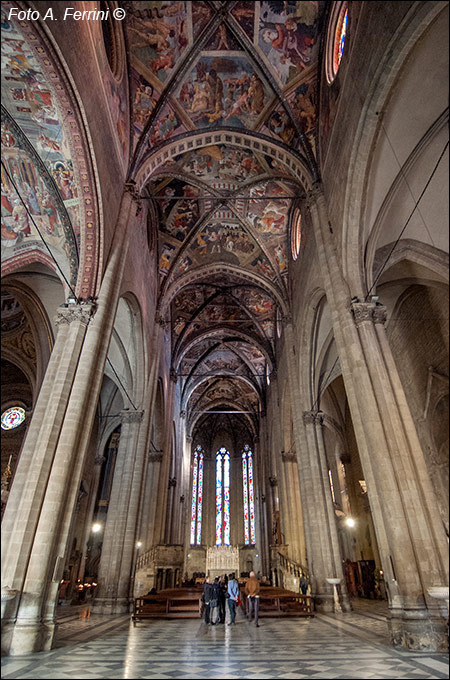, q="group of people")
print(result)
[202,571,261,627]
